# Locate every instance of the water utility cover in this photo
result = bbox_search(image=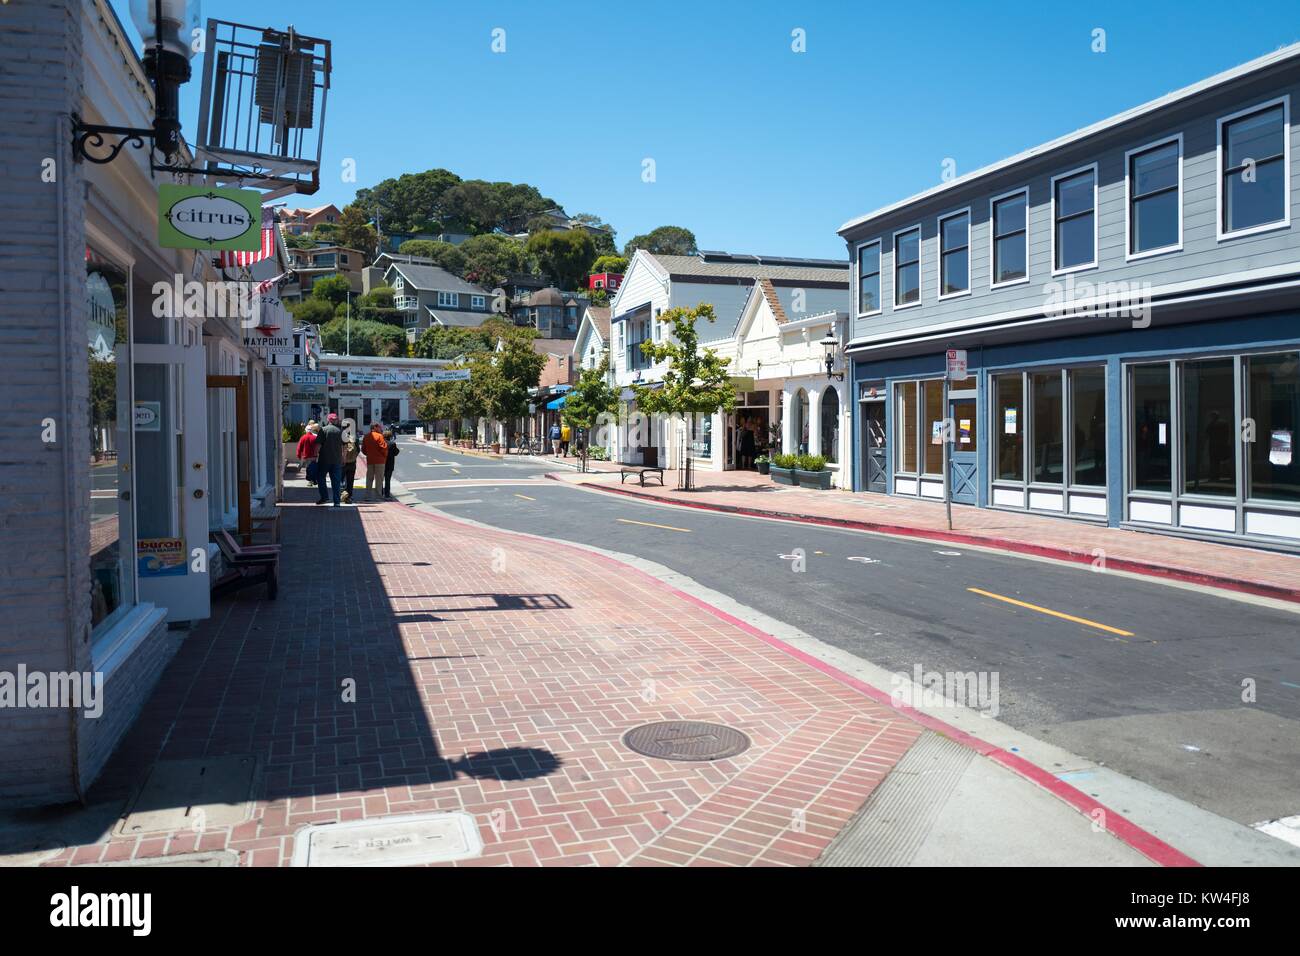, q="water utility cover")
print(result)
[291,812,484,867]
[622,721,752,762]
